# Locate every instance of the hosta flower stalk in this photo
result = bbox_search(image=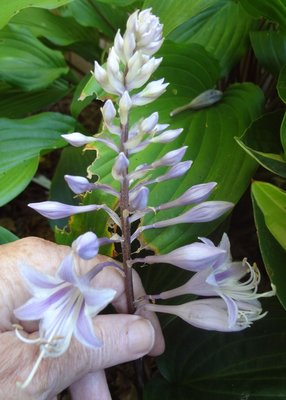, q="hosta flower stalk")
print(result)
[18,9,275,390]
